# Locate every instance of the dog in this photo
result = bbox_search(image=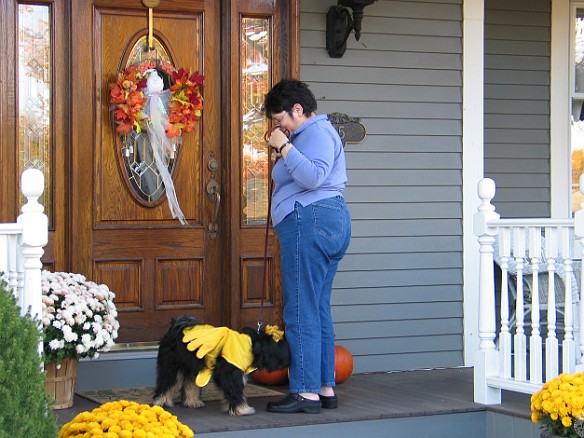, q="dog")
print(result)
[153,315,290,416]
